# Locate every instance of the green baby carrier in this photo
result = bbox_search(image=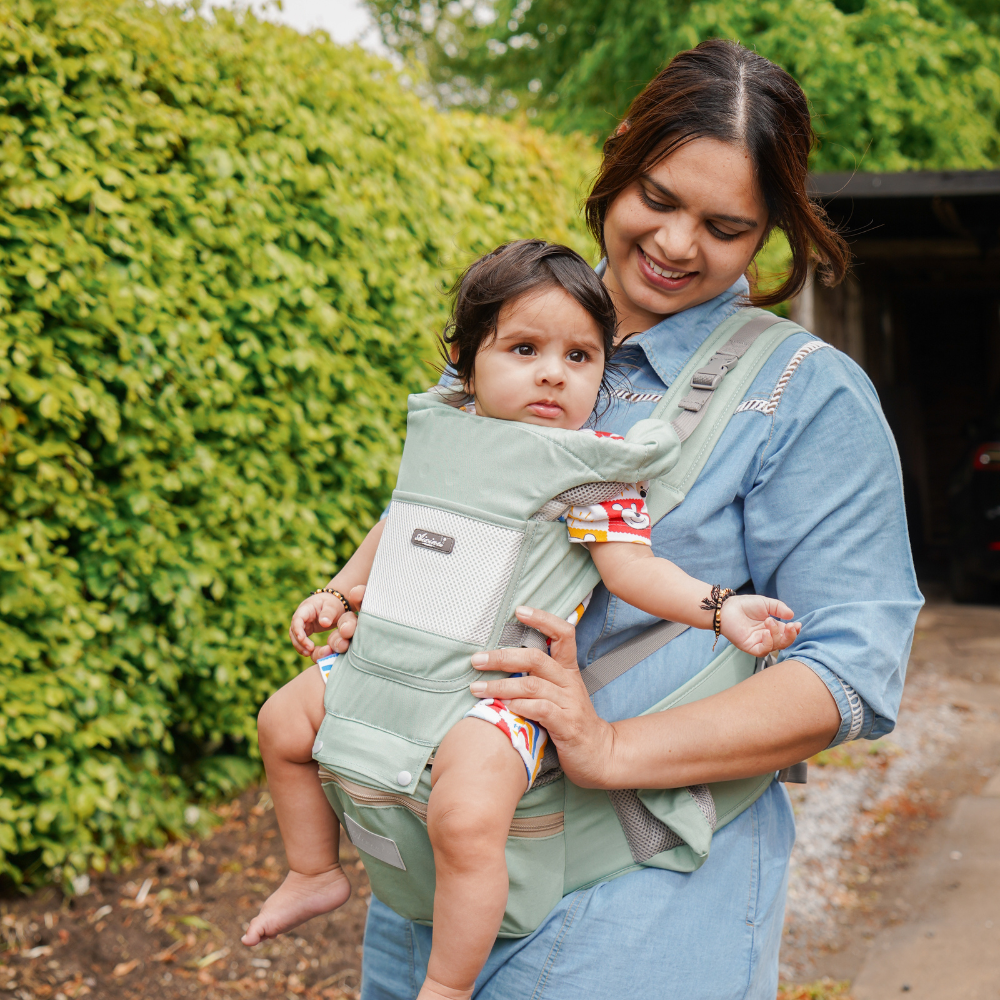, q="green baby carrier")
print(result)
[313,308,805,937]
